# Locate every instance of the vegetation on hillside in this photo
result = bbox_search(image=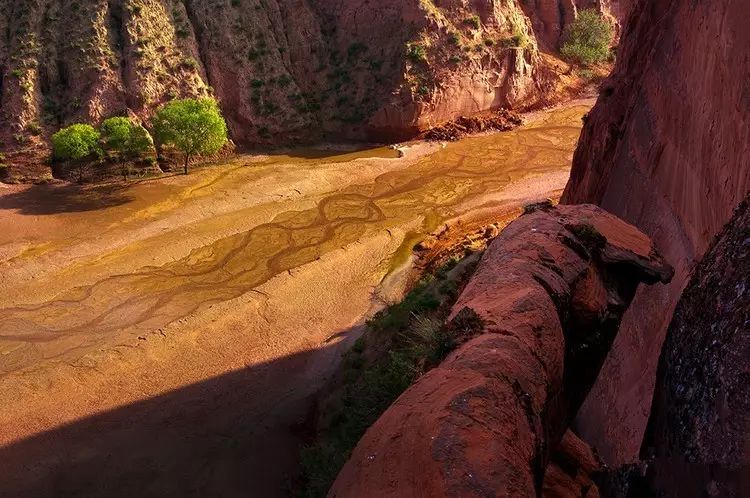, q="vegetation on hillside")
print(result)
[561,9,614,66]
[51,124,103,182]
